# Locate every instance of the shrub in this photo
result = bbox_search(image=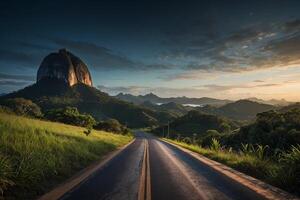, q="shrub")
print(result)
[94,119,130,135]
[278,145,300,193]
[210,138,221,151]
[44,107,96,128]
[0,98,42,118]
